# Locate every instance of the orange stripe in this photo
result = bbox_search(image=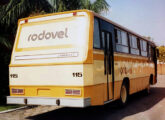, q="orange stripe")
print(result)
[93,53,153,63]
[94,54,104,60]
